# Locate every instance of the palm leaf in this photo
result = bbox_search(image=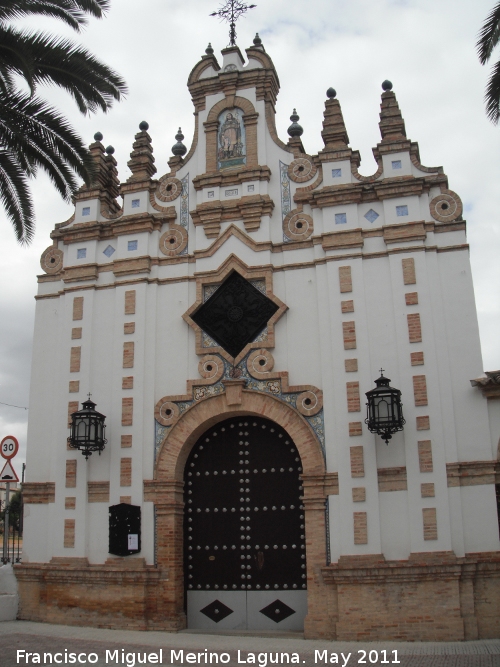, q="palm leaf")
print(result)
[0,0,123,244]
[0,25,38,93]
[28,31,127,113]
[0,149,35,245]
[485,59,500,124]
[477,1,500,64]
[0,92,95,196]
[0,1,110,31]
[0,26,127,113]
